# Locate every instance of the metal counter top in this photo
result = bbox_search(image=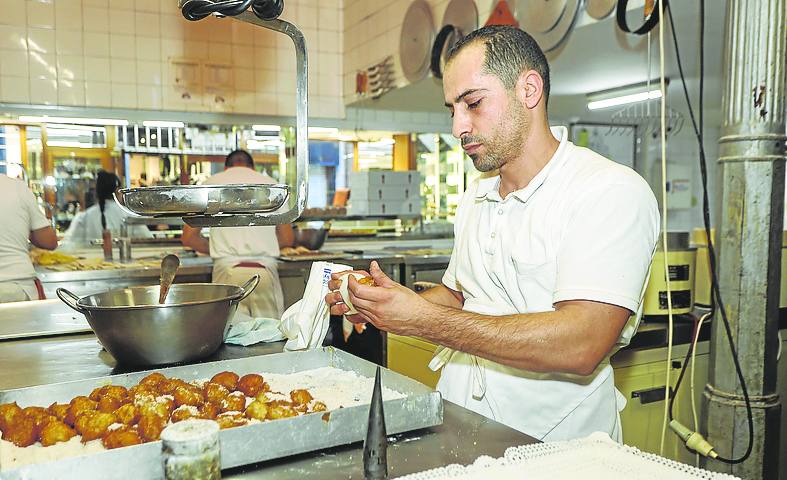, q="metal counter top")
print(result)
[0,334,535,479]
[0,299,89,340]
[35,256,215,283]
